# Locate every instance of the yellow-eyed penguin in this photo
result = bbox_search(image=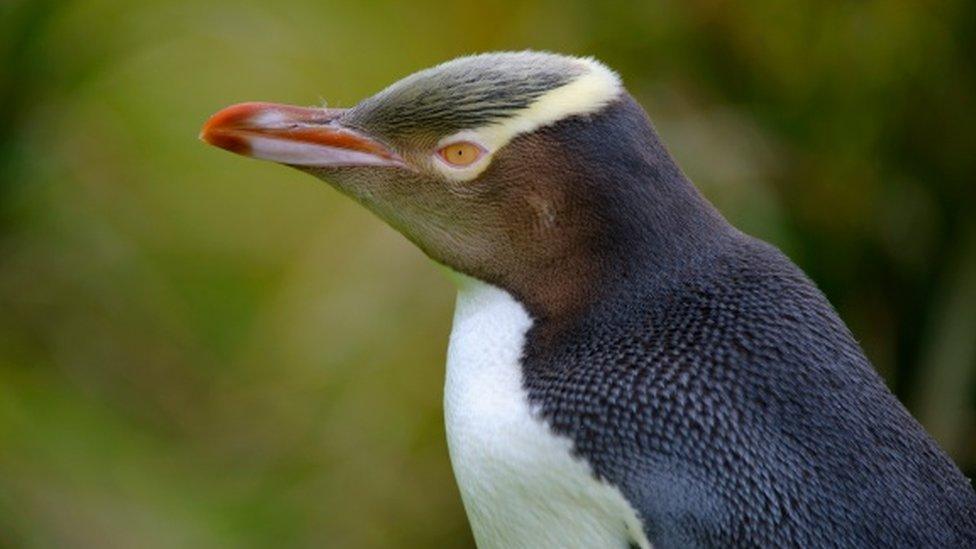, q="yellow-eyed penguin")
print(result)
[201,51,976,548]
